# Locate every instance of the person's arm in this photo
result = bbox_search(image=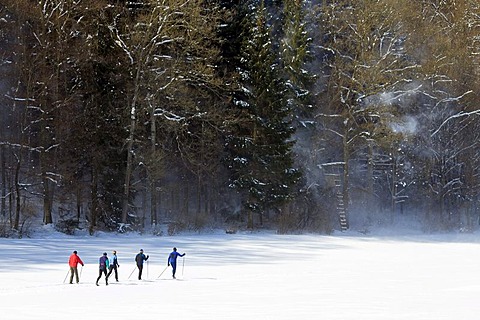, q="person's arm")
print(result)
[180,253,186,257]
[79,257,84,266]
